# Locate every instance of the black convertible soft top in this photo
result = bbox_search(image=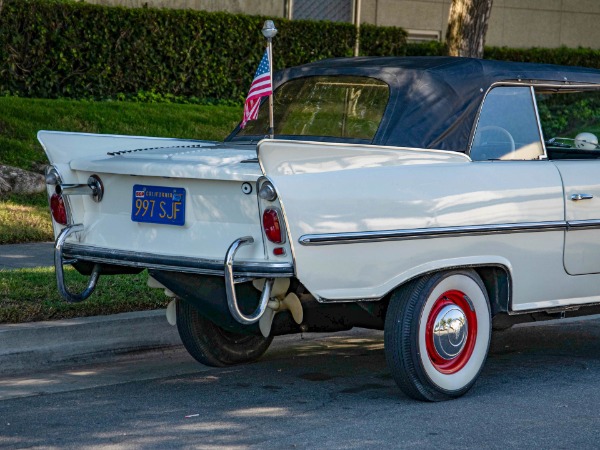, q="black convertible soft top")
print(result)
[274,56,600,152]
